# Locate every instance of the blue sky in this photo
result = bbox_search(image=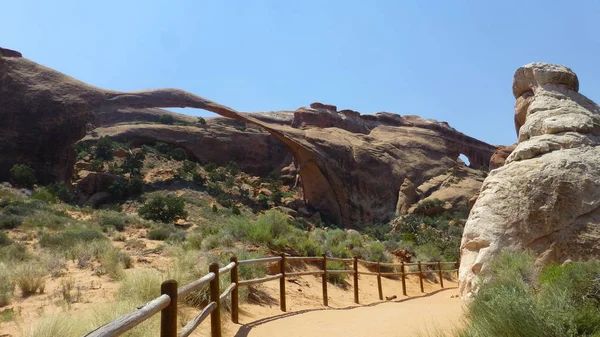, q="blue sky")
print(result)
[4,1,600,146]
